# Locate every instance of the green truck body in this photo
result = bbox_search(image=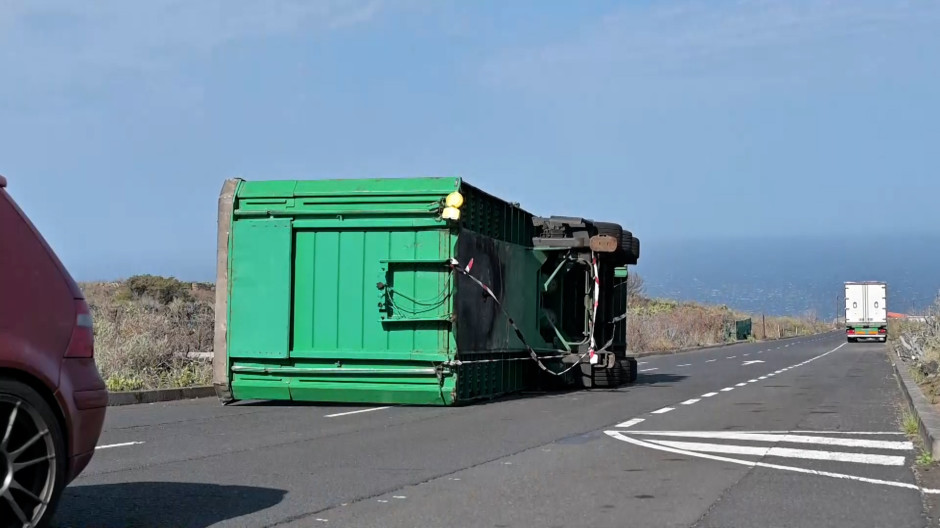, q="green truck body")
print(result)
[213,177,641,406]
